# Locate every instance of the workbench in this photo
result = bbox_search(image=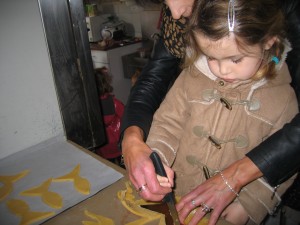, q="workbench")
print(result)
[0,137,232,225]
